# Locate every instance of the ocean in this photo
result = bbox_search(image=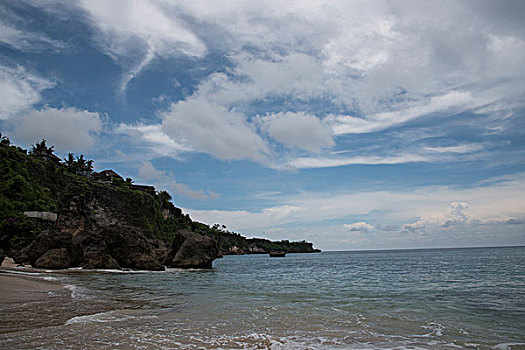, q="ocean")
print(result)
[1,246,524,349]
